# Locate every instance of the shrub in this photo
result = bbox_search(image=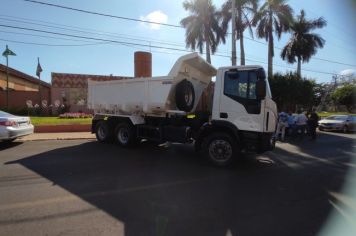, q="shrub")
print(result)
[58,112,93,119]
